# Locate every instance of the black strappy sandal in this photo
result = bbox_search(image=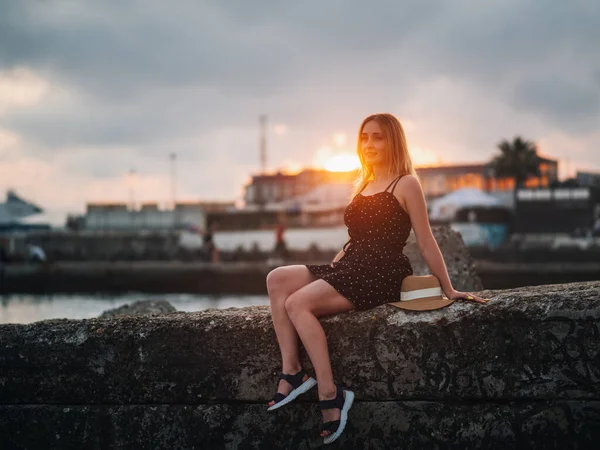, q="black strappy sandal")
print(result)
[319,384,355,444]
[267,369,317,411]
